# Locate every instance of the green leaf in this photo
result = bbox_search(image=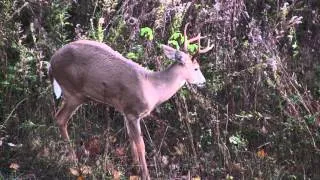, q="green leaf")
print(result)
[169,32,184,44]
[148,34,154,41]
[304,114,316,124]
[19,120,38,129]
[140,27,153,41]
[292,42,298,49]
[229,136,241,145]
[1,81,10,86]
[126,52,138,60]
[168,40,180,49]
[187,44,198,53]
